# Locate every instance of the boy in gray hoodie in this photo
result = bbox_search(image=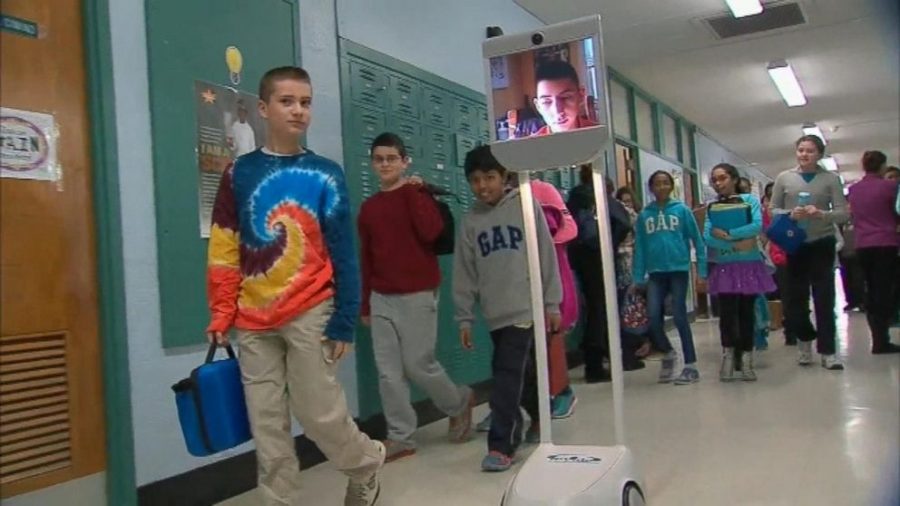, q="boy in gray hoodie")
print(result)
[453,145,562,472]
